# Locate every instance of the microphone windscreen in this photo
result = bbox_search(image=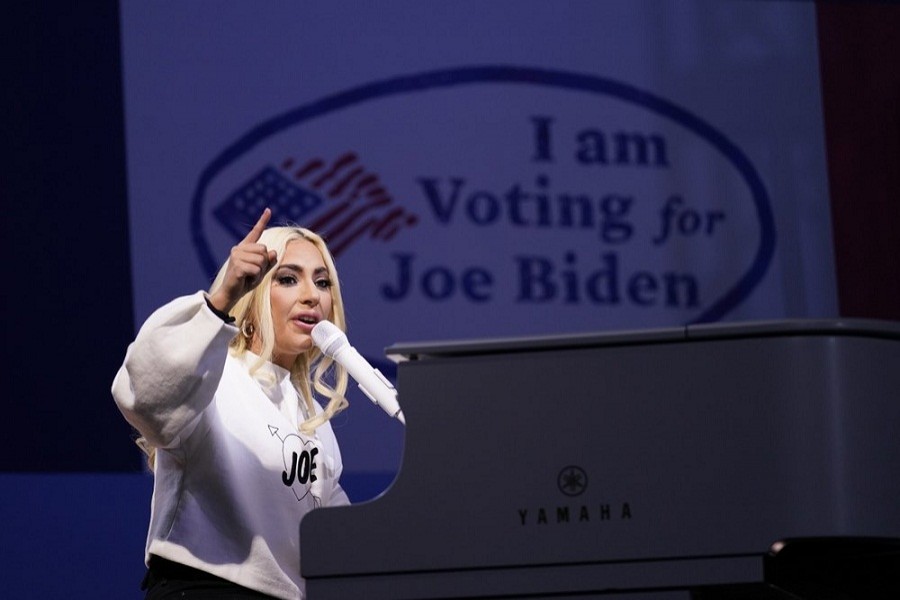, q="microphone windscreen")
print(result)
[311,320,348,357]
